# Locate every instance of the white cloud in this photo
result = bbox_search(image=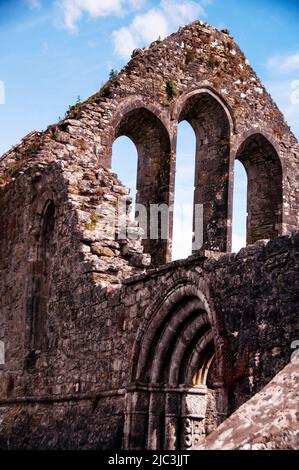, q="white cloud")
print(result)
[113,27,140,61]
[57,0,208,57]
[160,0,205,27]
[60,0,145,31]
[265,48,299,139]
[113,0,207,60]
[267,51,299,73]
[266,80,299,138]
[132,9,169,43]
[128,0,146,8]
